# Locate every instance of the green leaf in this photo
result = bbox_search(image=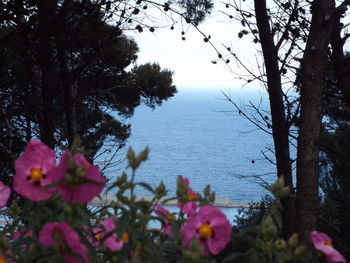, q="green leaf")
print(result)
[116,192,130,205]
[171,221,182,241]
[222,252,245,263]
[247,249,259,263]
